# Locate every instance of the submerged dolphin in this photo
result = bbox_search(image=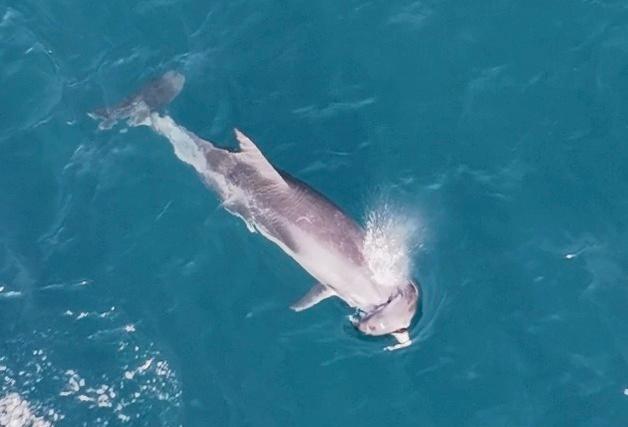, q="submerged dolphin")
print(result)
[92,71,420,350]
